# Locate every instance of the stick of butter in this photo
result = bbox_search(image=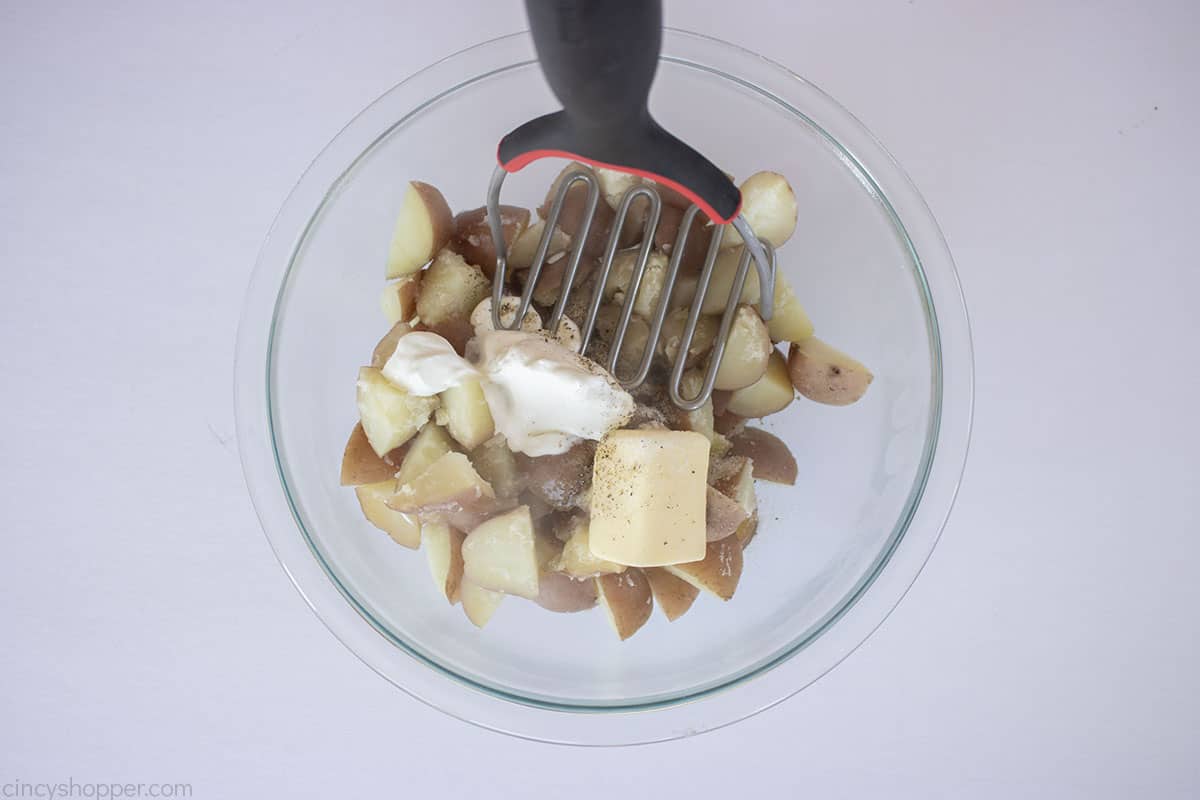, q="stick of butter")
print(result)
[588,430,710,567]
